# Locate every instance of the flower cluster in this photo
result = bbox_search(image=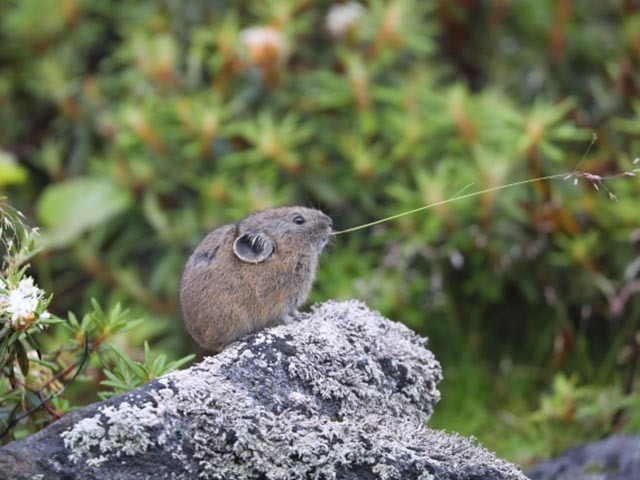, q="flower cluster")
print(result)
[239,25,289,86]
[325,2,365,38]
[240,26,288,66]
[0,276,51,331]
